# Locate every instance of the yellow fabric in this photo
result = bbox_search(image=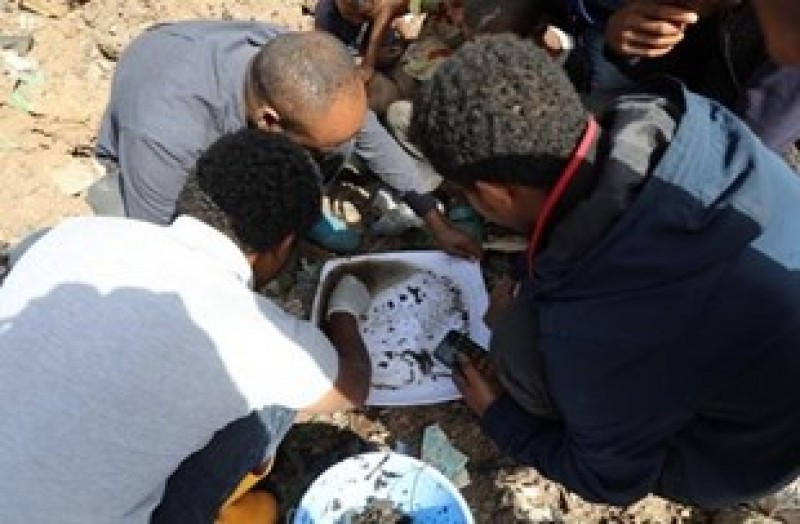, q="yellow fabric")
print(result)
[216,490,278,524]
[215,458,277,524]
